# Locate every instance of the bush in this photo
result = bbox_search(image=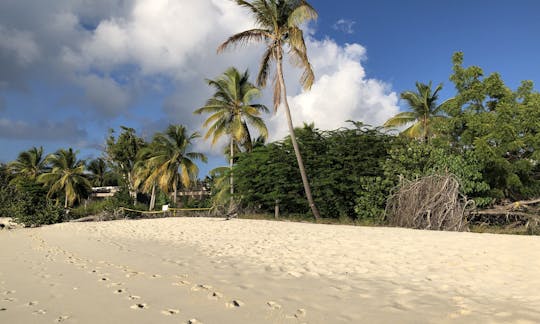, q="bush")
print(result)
[10,180,64,227]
